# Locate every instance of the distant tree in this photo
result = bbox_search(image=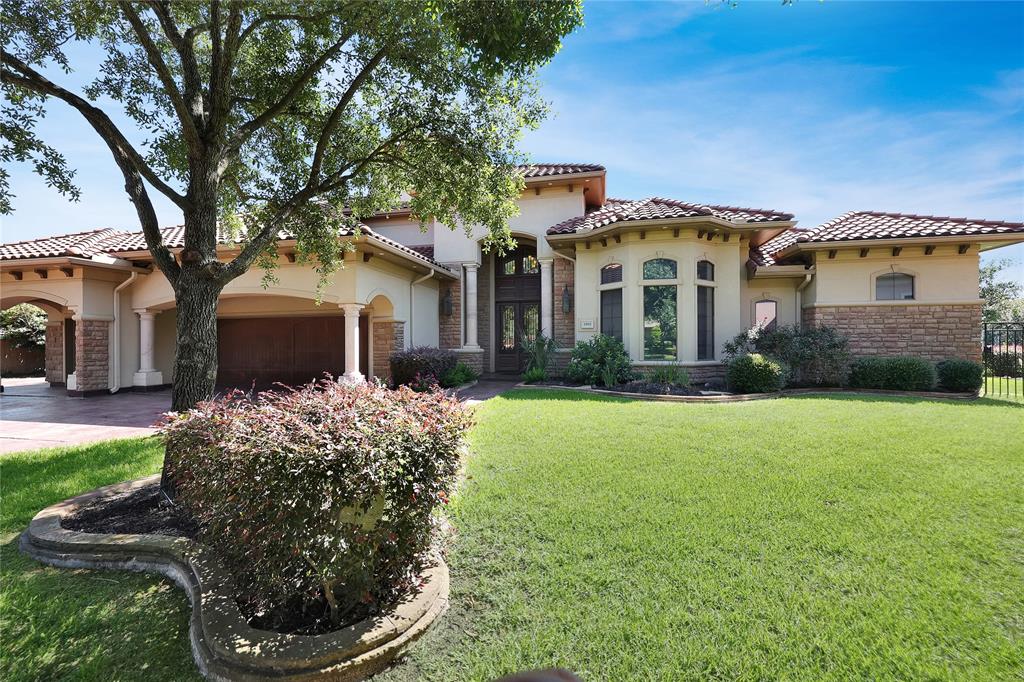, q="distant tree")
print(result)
[2,0,583,410]
[980,259,1024,322]
[0,303,46,348]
